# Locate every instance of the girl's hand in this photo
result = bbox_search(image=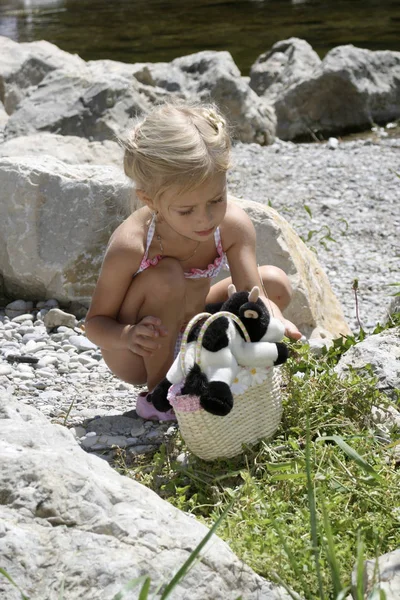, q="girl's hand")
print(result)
[126,316,168,357]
